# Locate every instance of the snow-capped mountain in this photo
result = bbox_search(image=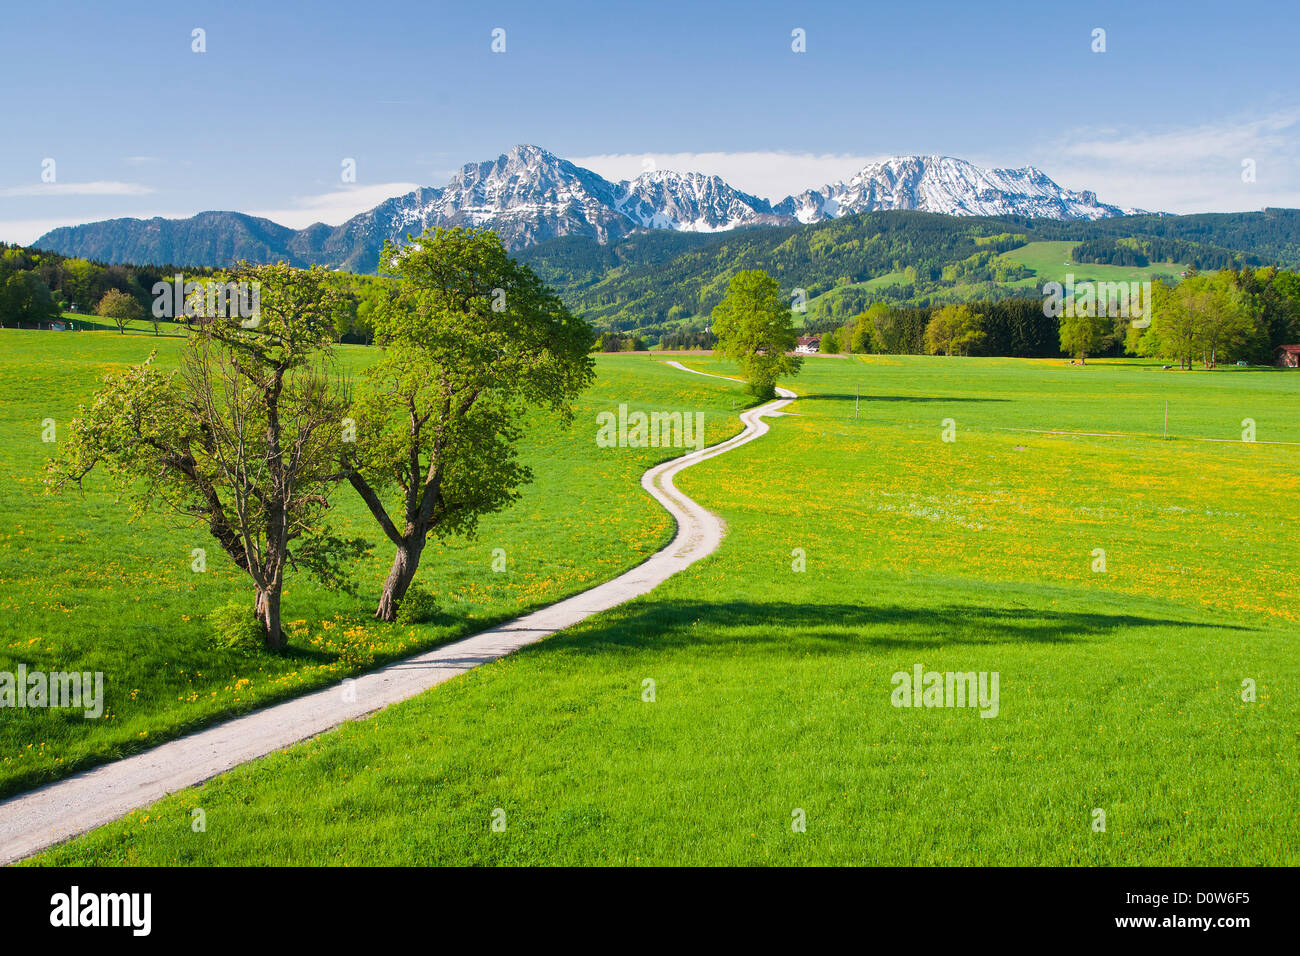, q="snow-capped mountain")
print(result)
[613,169,785,232]
[775,155,1139,222]
[348,147,787,251]
[34,145,1141,270]
[302,146,632,266]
